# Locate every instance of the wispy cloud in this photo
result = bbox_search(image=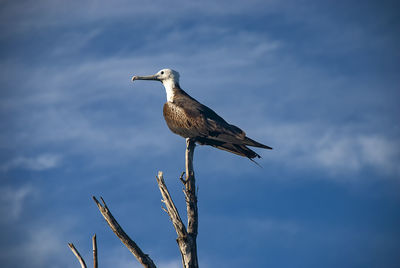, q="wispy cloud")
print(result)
[0,185,35,221]
[0,0,283,35]
[0,225,74,268]
[0,24,282,165]
[259,122,400,177]
[0,1,399,268]
[23,227,67,267]
[2,43,398,178]
[1,154,62,171]
[315,134,400,175]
